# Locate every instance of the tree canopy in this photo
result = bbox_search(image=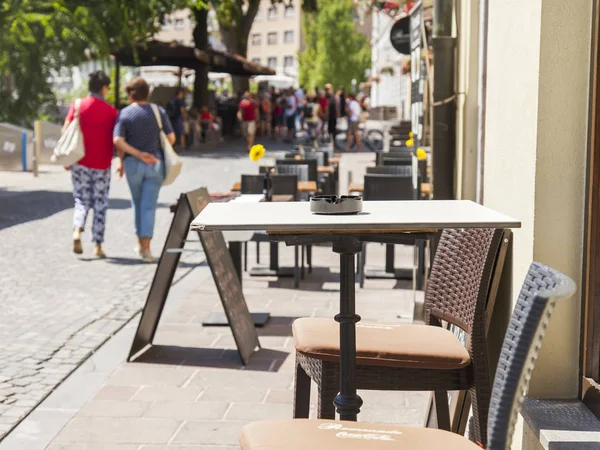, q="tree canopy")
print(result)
[0,0,185,125]
[298,0,371,92]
